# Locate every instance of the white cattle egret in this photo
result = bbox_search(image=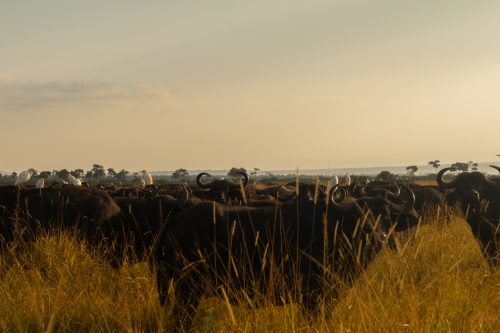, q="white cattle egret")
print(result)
[15,168,37,186]
[139,178,146,187]
[344,173,351,186]
[67,174,82,186]
[326,175,339,194]
[35,178,45,189]
[142,170,153,186]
